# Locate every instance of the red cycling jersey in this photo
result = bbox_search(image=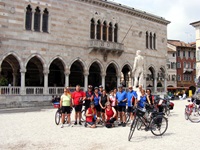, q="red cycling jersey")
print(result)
[105,108,114,121]
[86,107,96,122]
[72,90,85,105]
